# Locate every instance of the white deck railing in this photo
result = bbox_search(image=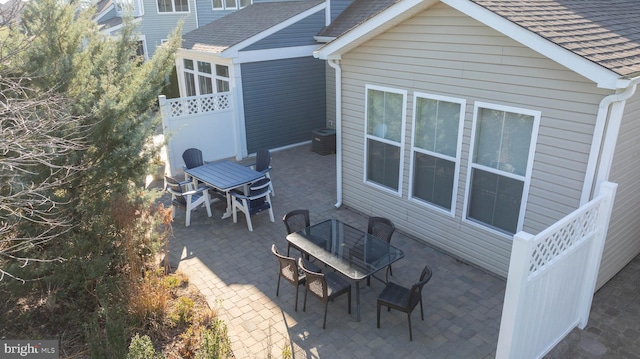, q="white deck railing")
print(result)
[496,181,617,359]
